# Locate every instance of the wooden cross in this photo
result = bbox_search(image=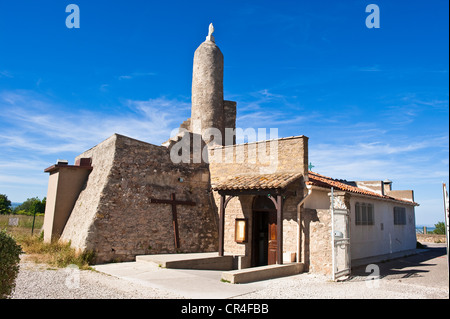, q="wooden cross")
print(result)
[149,193,196,249]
